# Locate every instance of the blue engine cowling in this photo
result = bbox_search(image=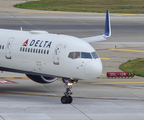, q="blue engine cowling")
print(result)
[26,74,57,84]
